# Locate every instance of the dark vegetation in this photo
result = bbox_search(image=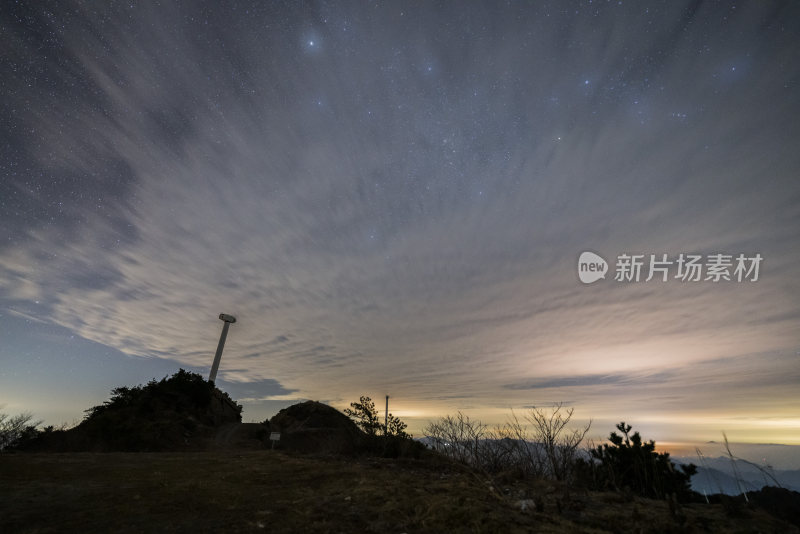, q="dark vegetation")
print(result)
[16,369,241,452]
[268,397,424,459]
[423,410,695,503]
[10,371,423,458]
[580,422,697,501]
[0,412,41,451]
[3,370,798,532]
[424,404,590,482]
[344,395,410,438]
[4,450,799,533]
[422,406,800,530]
